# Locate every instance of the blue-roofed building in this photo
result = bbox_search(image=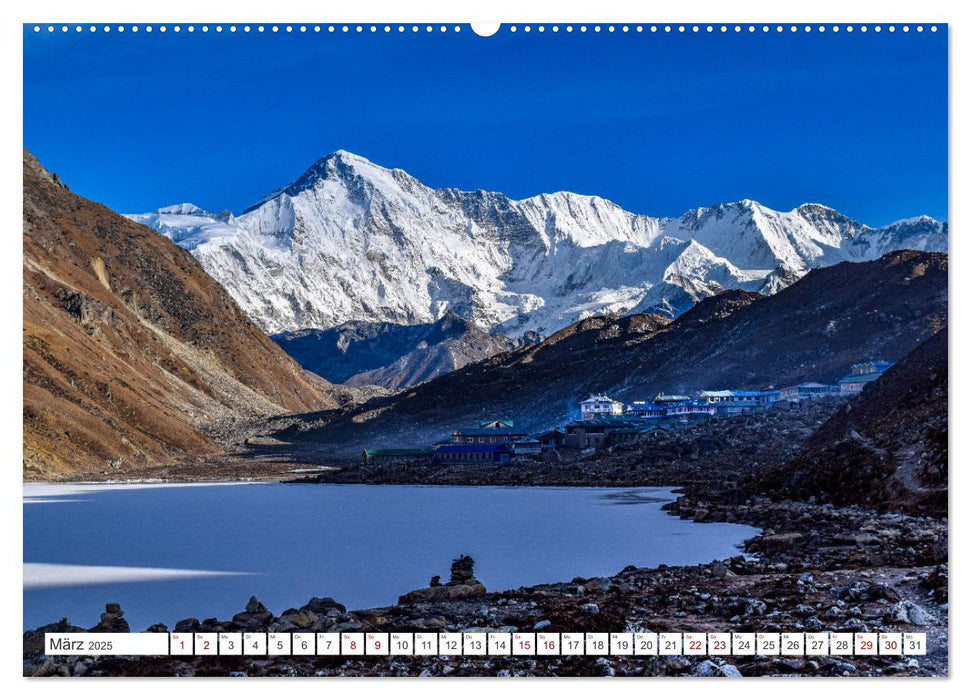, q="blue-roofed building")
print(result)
[731,389,781,405]
[625,401,667,418]
[778,382,841,401]
[509,438,543,455]
[839,360,896,394]
[433,443,514,465]
[665,401,716,420]
[694,389,780,414]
